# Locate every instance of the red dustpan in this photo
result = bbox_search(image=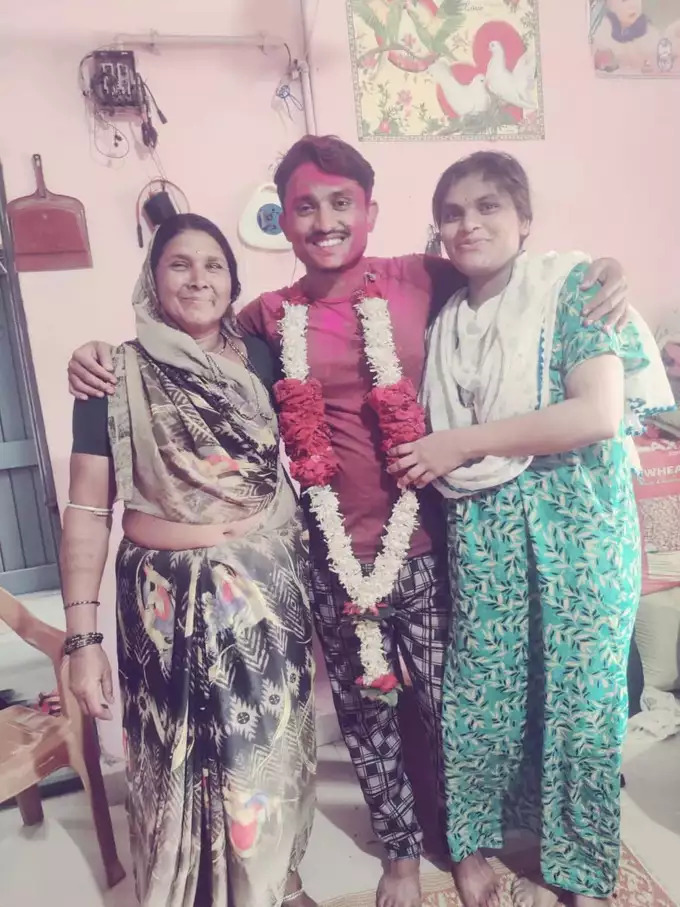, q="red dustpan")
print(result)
[7,154,92,272]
